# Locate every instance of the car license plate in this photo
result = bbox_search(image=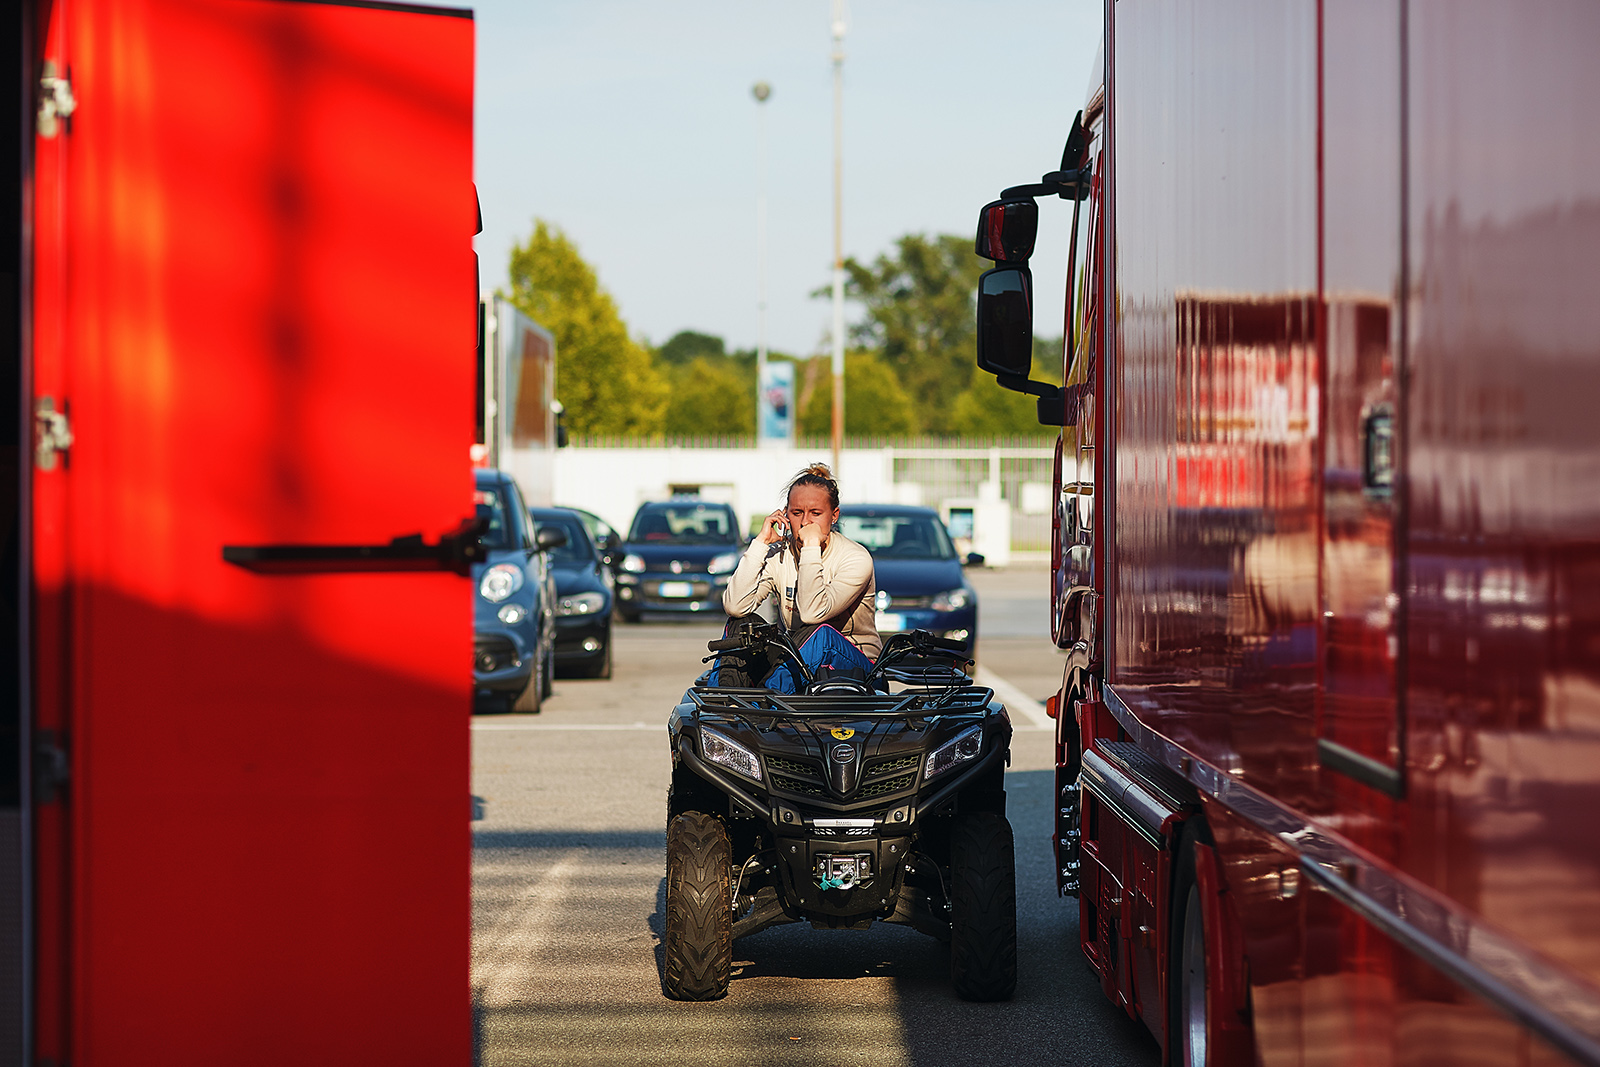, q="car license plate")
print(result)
[657,581,695,599]
[875,611,906,631]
